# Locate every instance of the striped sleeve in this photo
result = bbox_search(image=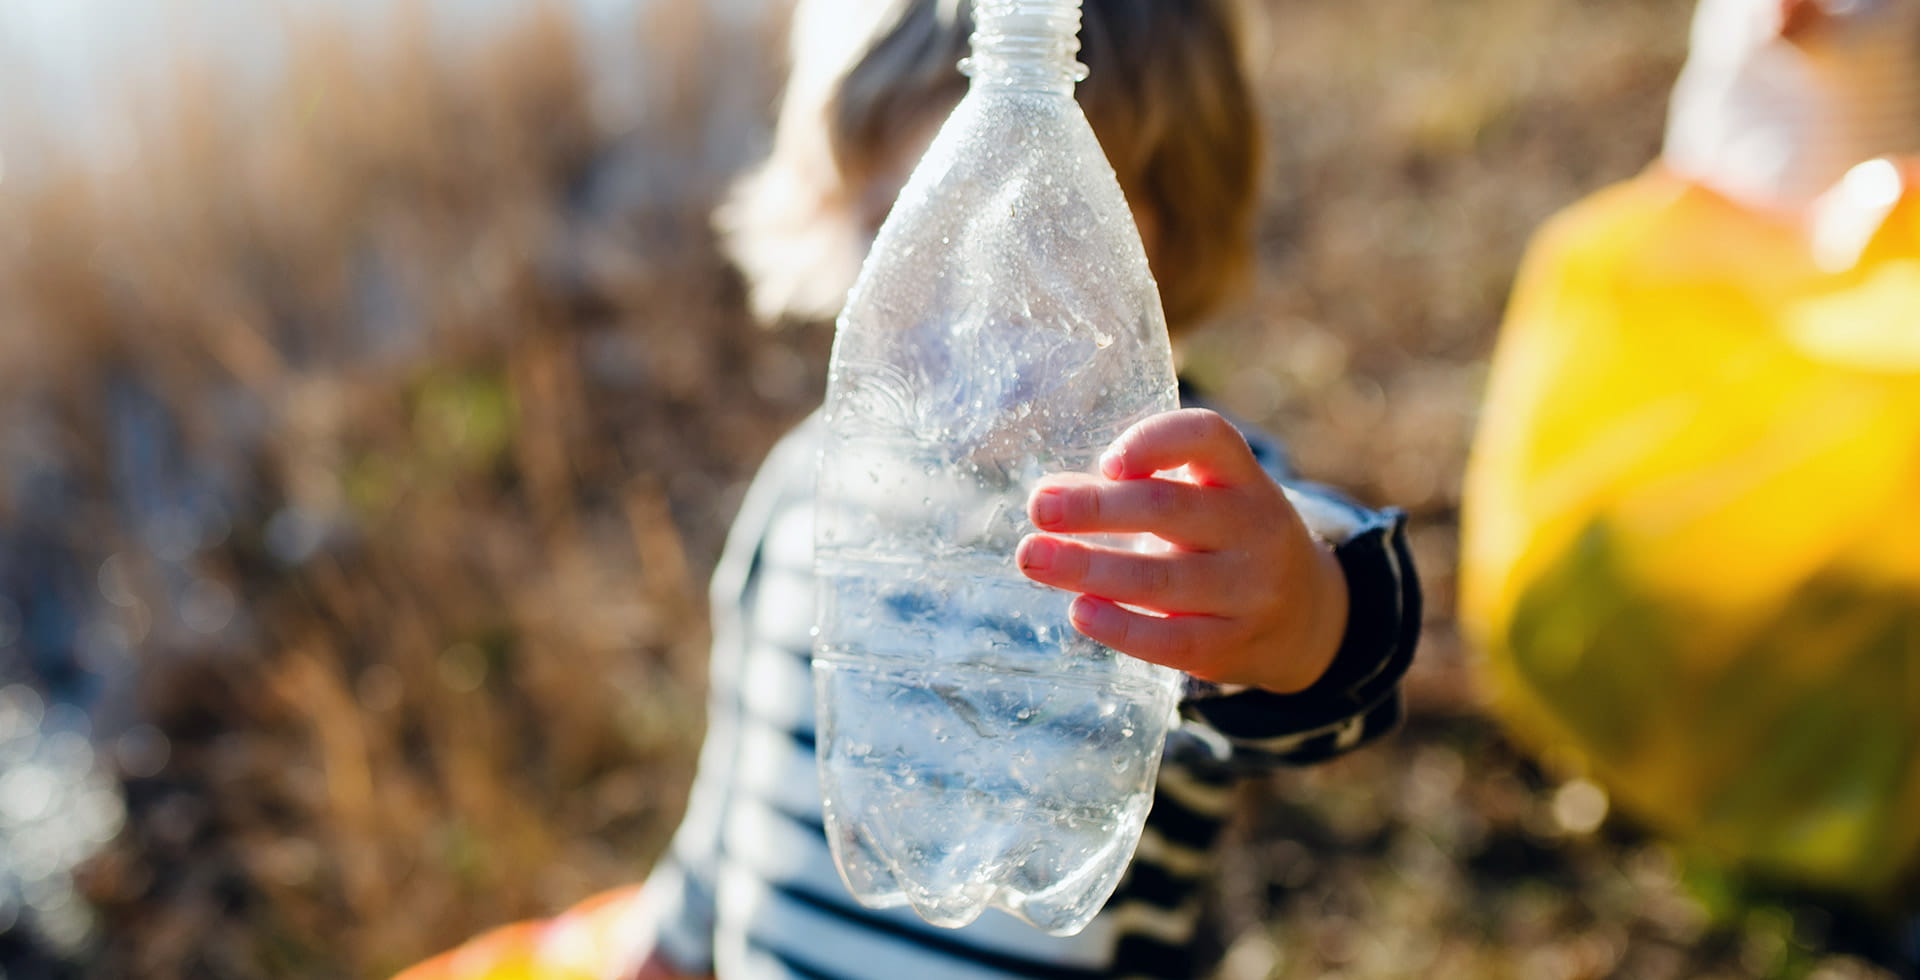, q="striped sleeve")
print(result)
[640,422,819,975]
[1097,762,1240,980]
[644,418,1140,980]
